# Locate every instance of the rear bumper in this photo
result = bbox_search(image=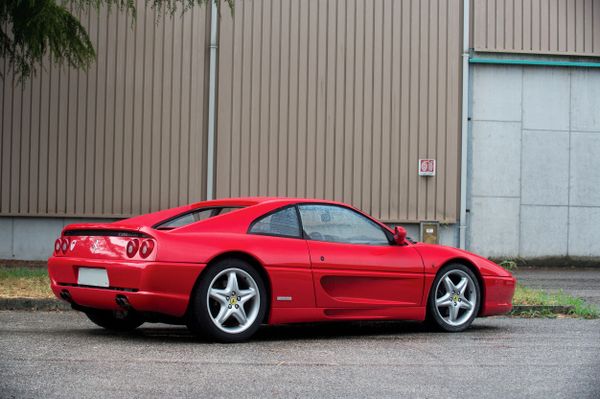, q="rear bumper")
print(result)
[480,275,516,316]
[48,256,206,317]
